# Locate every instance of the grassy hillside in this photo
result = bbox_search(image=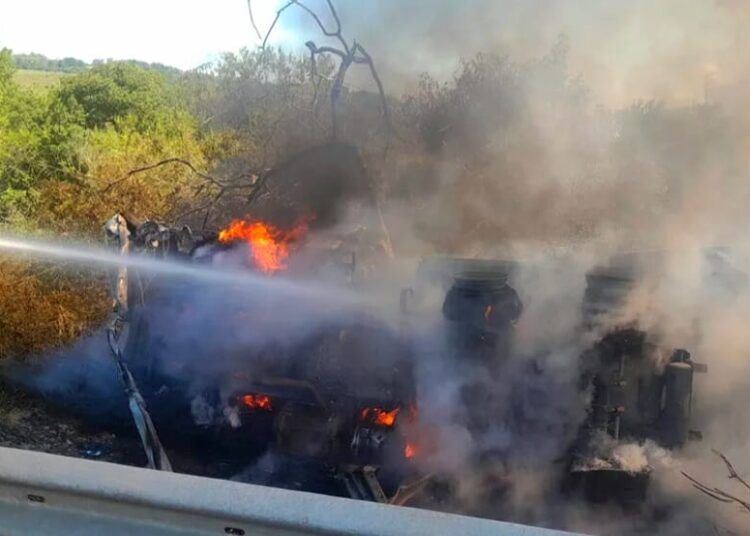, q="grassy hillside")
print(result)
[13,69,67,89]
